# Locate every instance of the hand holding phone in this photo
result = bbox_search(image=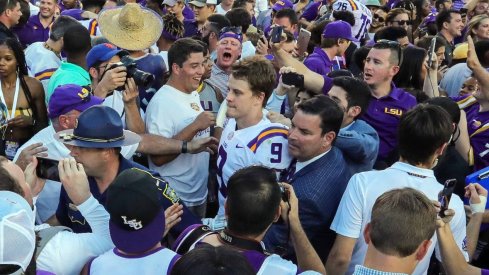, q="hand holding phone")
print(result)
[427,37,437,69]
[281,72,305,88]
[438,179,457,217]
[36,157,60,182]
[296,28,311,58]
[270,26,283,44]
